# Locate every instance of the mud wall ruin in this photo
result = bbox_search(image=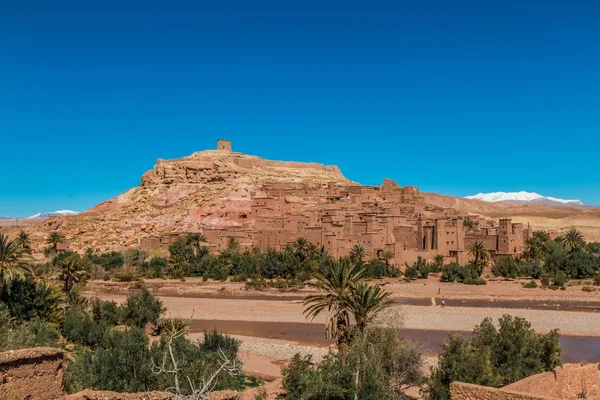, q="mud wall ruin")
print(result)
[0,347,64,400]
[450,363,599,400]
